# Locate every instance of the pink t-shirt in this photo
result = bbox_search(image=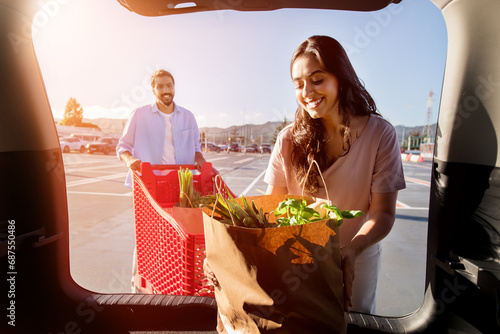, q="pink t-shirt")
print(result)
[264,114,406,245]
